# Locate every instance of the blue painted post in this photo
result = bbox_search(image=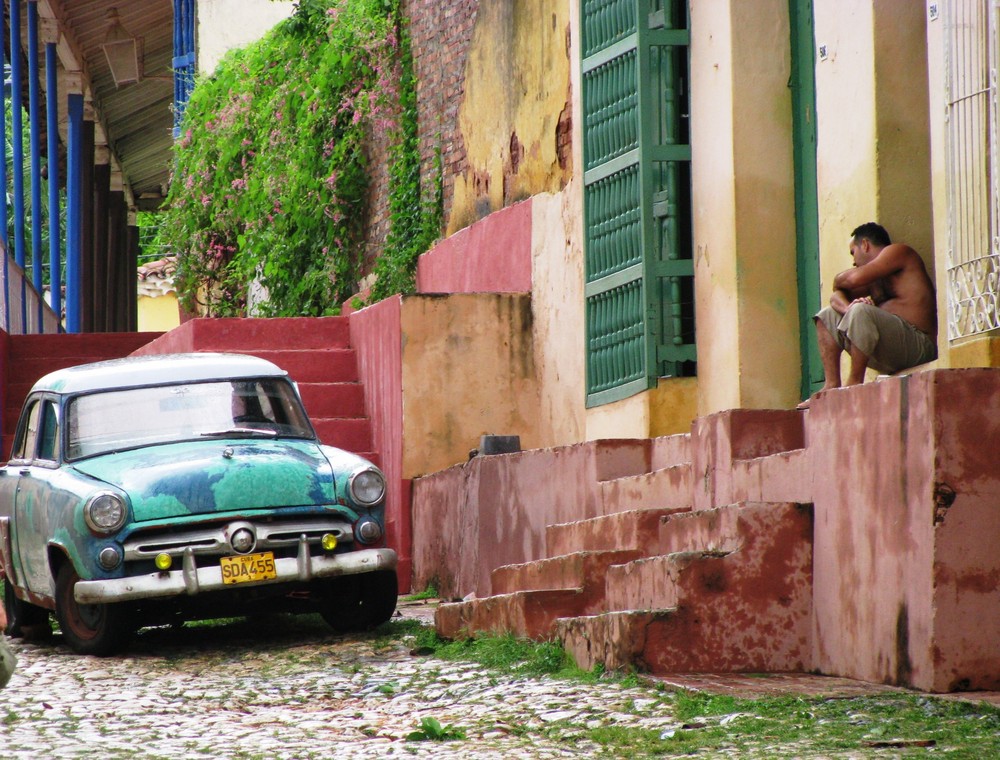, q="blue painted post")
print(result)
[1,57,10,332]
[66,93,83,334]
[27,0,43,331]
[46,41,60,328]
[10,0,26,330]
